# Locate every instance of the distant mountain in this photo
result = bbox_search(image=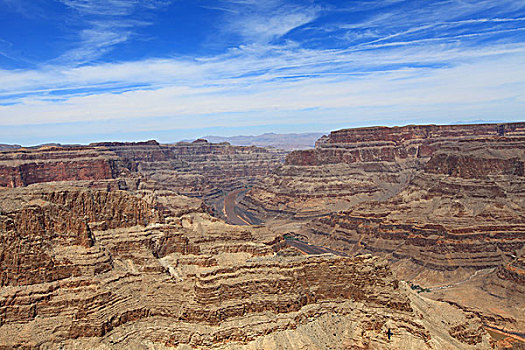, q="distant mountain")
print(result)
[451,119,509,125]
[0,144,21,151]
[0,143,78,151]
[201,132,325,151]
